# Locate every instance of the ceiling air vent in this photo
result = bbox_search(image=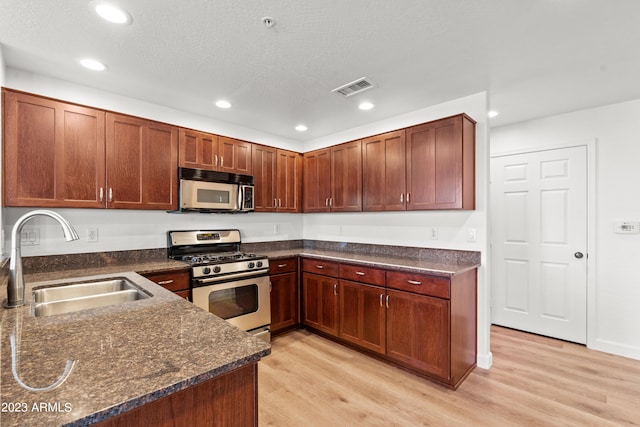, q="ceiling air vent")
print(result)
[331,77,375,97]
